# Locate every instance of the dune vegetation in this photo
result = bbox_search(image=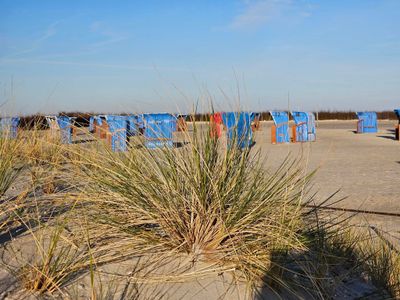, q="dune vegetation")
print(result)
[0,115,399,299]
